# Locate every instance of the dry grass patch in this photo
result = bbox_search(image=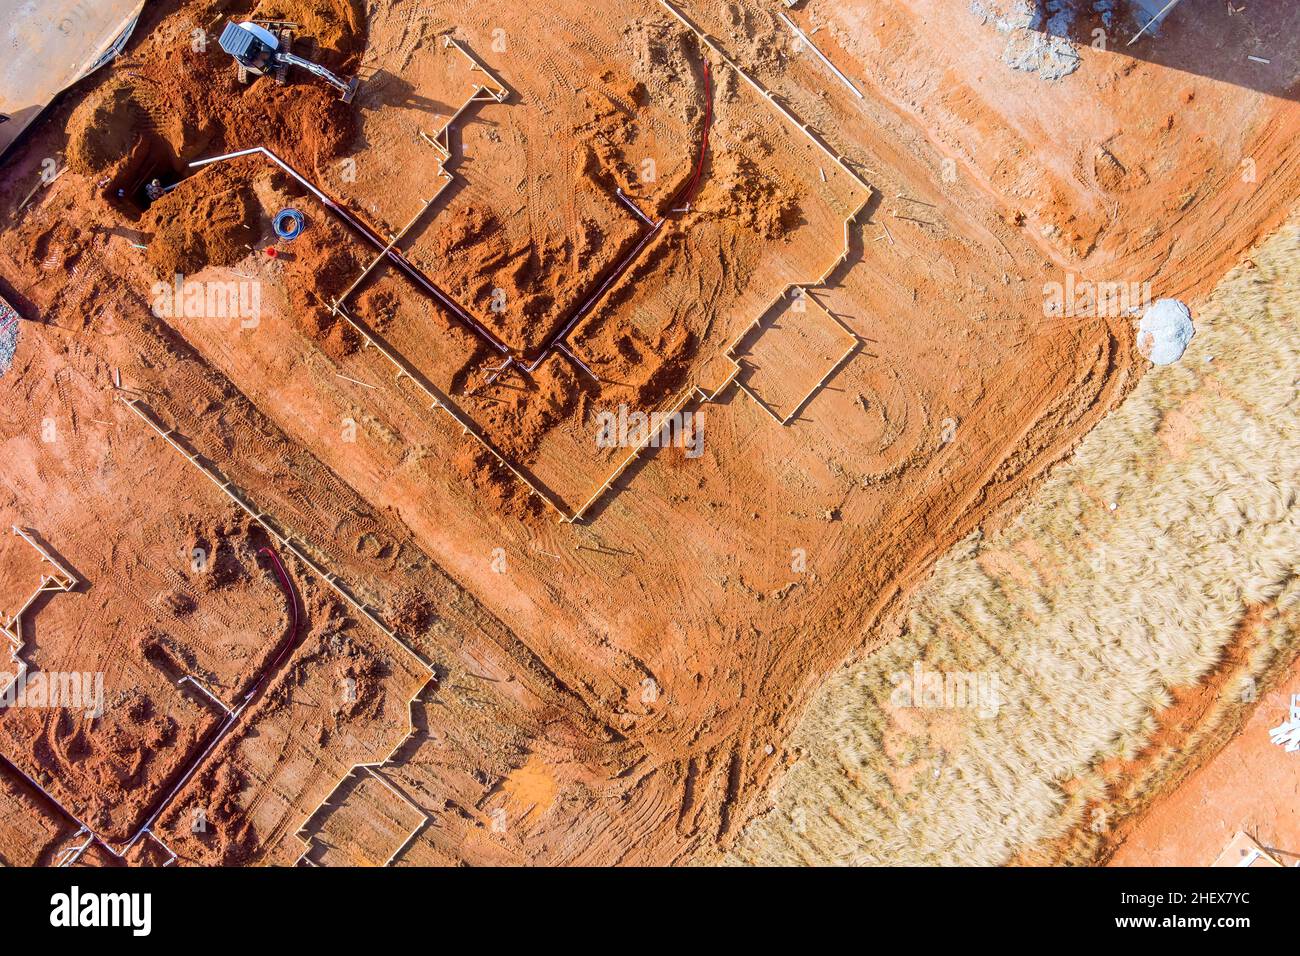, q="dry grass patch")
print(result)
[722,216,1300,866]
